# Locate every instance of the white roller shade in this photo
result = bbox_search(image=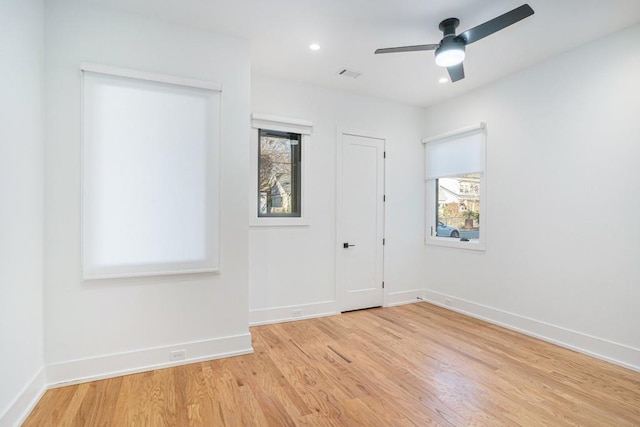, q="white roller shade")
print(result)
[82,66,221,279]
[424,124,486,180]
